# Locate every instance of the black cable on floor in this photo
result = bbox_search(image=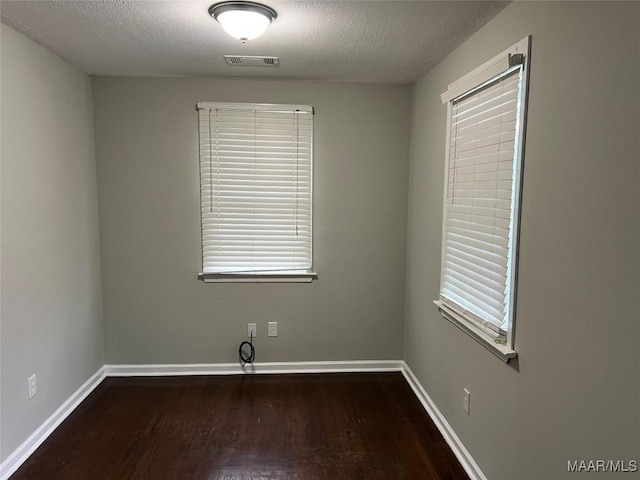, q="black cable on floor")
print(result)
[239,332,255,366]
